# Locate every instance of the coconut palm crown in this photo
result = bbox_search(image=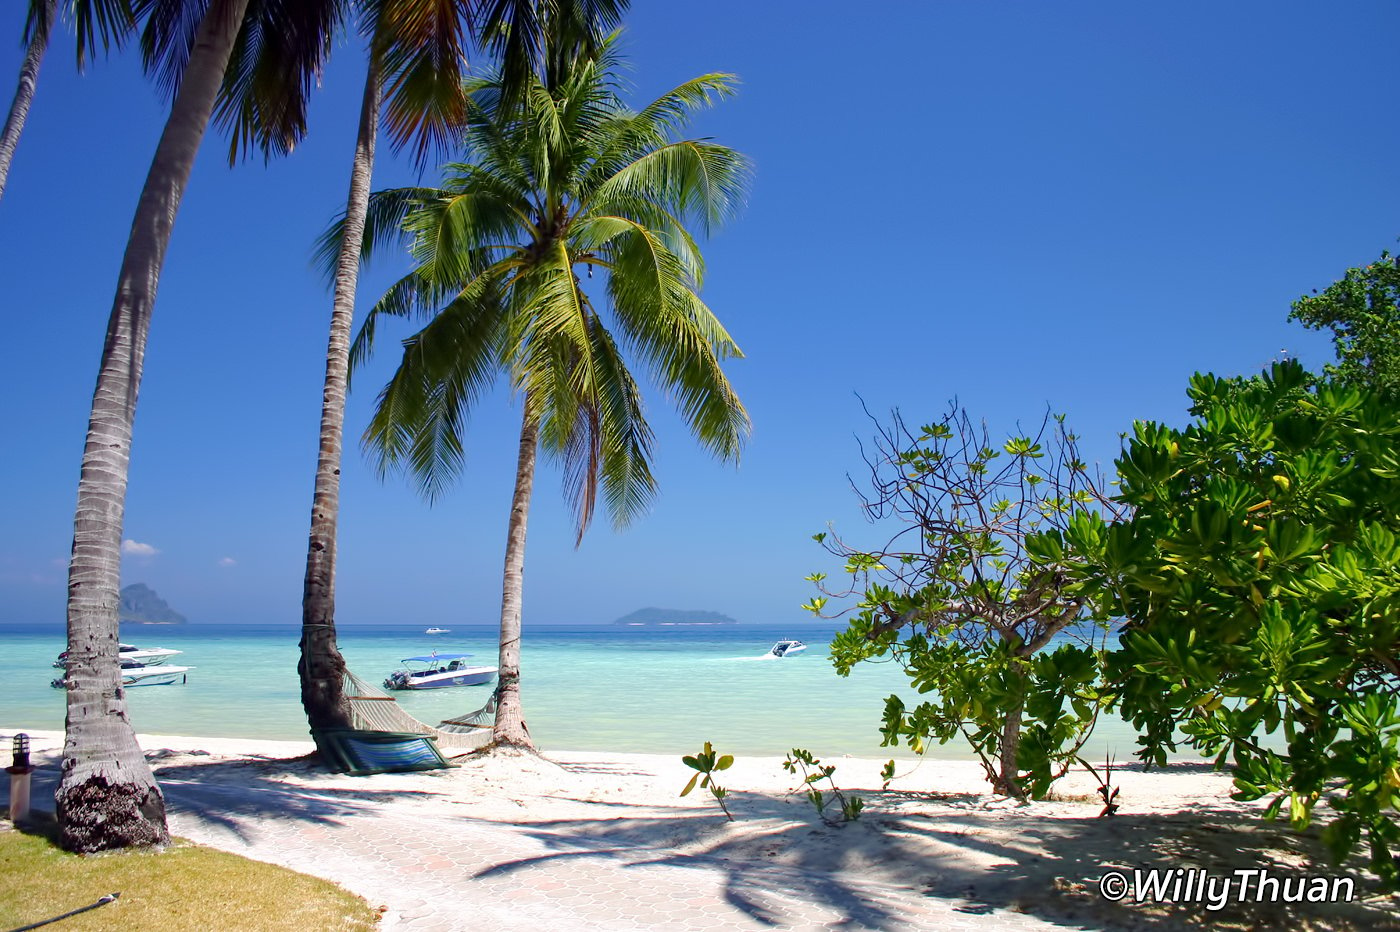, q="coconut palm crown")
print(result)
[351,33,752,534]
[343,35,751,746]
